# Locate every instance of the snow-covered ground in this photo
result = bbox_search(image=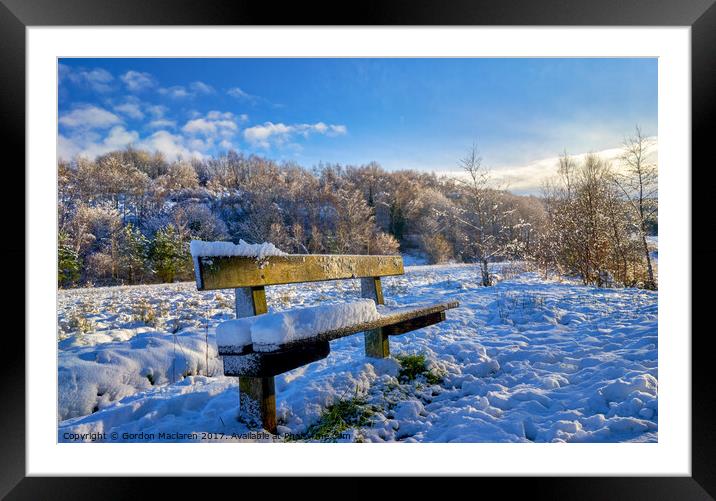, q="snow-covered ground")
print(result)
[401,253,429,266]
[58,261,657,443]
